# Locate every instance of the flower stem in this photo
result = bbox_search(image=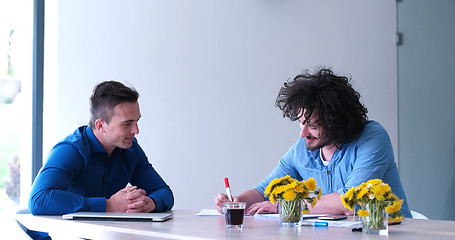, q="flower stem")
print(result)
[279,199,302,223]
